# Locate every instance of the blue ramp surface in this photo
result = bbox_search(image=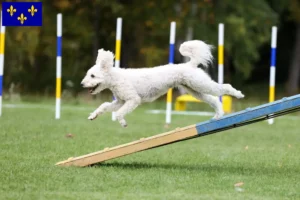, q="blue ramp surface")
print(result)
[196,94,300,135]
